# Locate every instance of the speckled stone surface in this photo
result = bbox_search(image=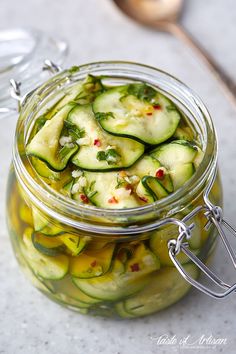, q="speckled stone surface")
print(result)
[1,1,236,353]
